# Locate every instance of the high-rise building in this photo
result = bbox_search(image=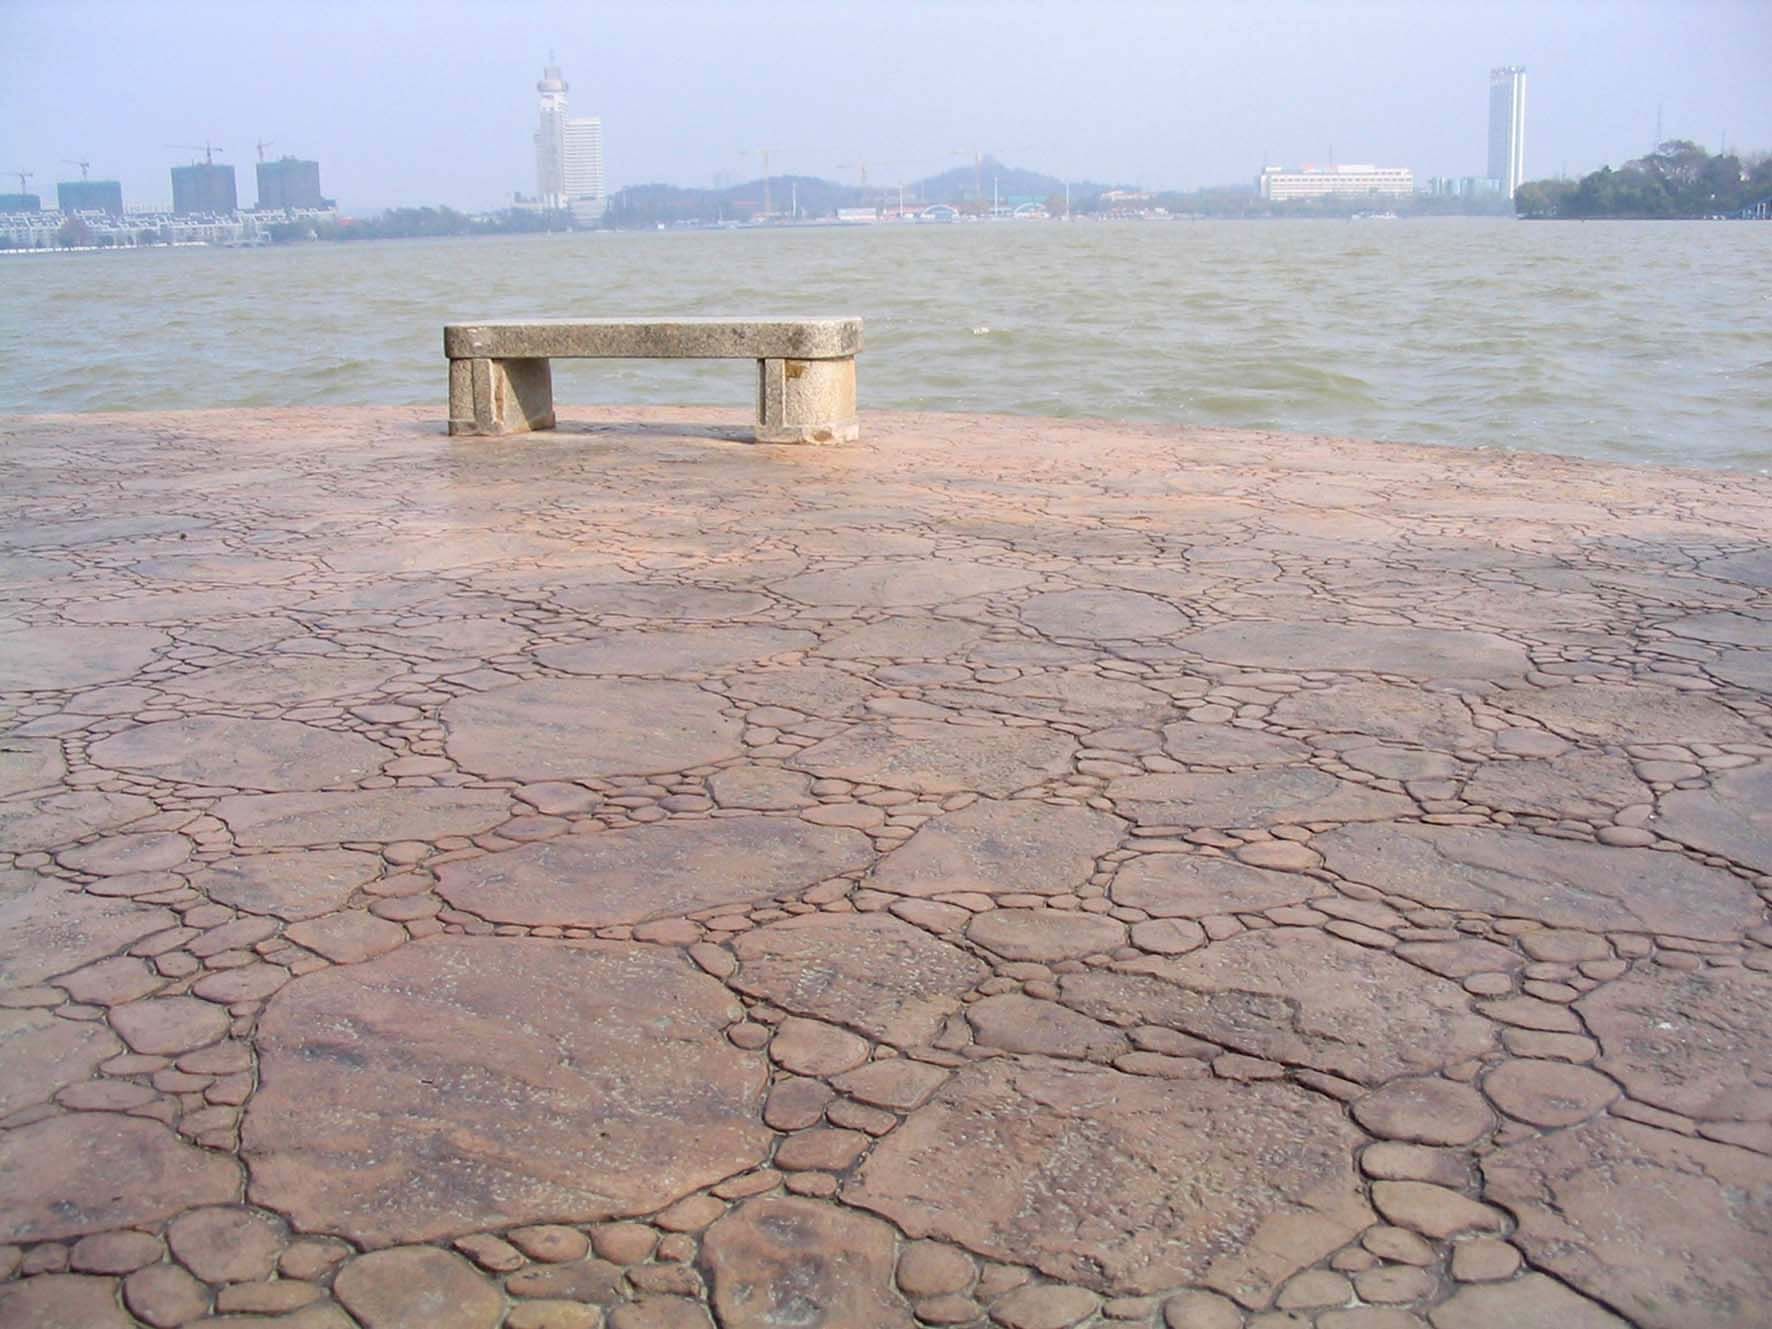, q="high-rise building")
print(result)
[534,64,570,208]
[57,179,125,215]
[256,156,329,210]
[564,117,606,218]
[0,194,41,212]
[1488,66,1527,198]
[171,162,237,215]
